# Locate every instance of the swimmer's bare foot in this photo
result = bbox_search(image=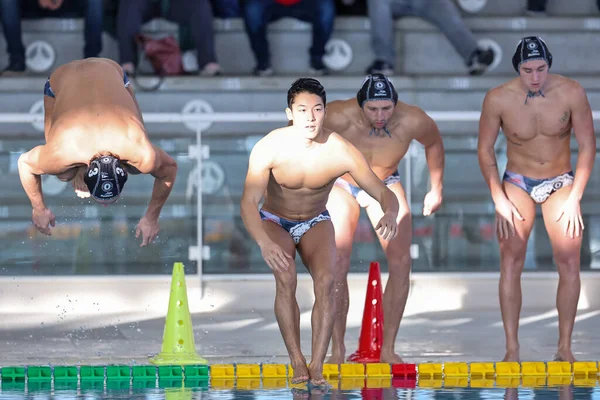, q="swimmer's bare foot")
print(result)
[72,167,90,199]
[380,351,404,364]
[308,363,328,387]
[291,359,309,384]
[502,348,520,362]
[553,348,576,363]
